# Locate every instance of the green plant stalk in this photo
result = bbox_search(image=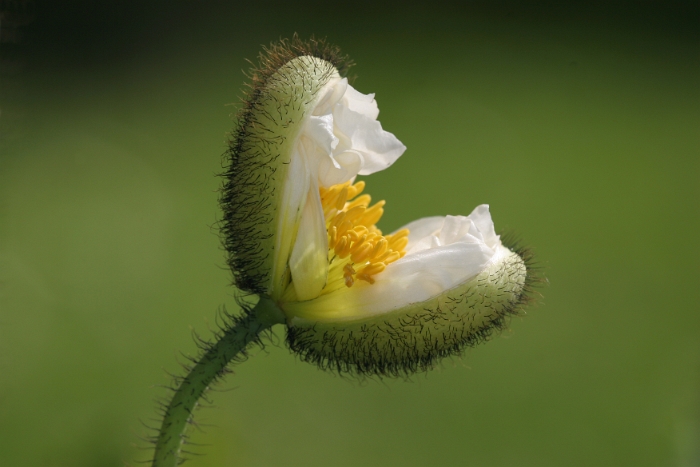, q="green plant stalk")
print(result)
[151,297,284,467]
